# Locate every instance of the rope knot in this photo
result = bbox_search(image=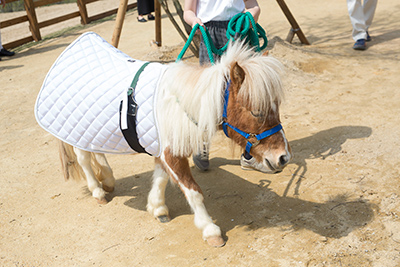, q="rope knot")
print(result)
[177,12,268,64]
